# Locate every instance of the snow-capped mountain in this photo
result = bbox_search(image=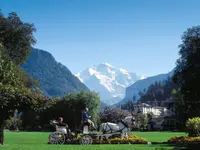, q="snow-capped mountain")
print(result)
[75,63,141,105]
